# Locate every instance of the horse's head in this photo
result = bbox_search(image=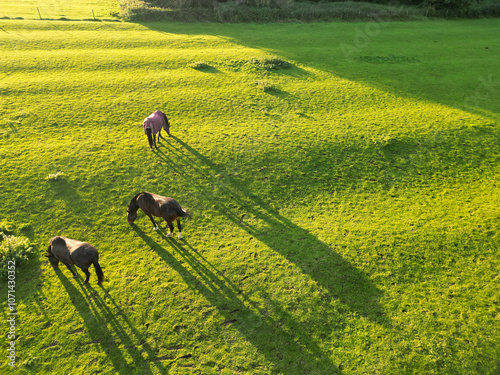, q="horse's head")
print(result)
[162,112,171,137]
[47,254,59,267]
[127,193,144,223]
[45,245,59,267]
[127,208,137,224]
